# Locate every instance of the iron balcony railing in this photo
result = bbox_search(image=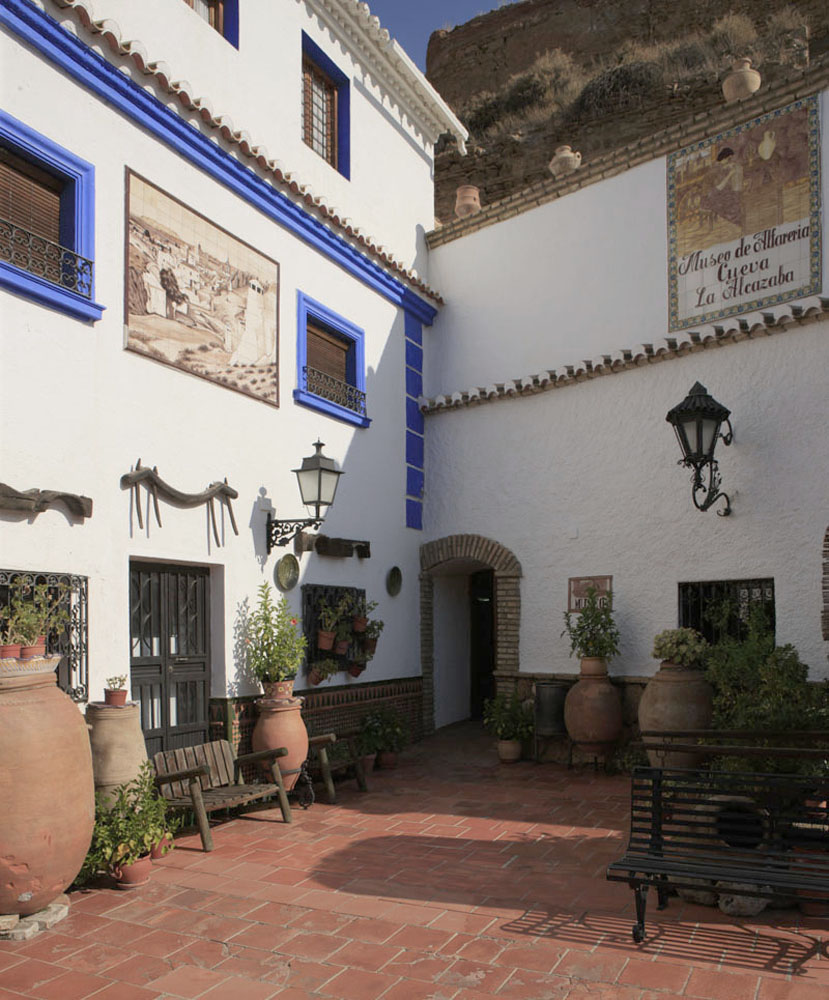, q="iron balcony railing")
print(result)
[303,365,367,416]
[0,217,93,299]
